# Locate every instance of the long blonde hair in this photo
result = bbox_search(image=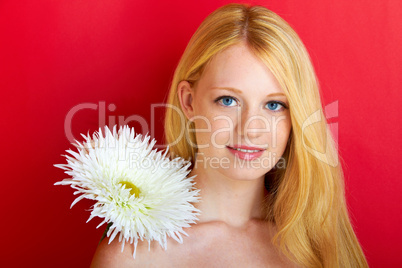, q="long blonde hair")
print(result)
[164,3,368,267]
